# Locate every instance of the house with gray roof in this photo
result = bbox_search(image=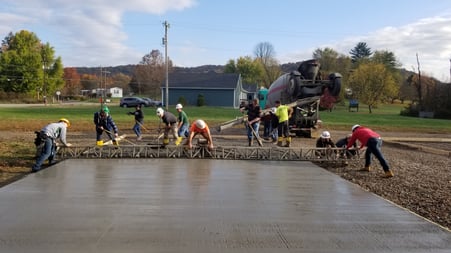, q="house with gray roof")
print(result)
[161,72,244,108]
